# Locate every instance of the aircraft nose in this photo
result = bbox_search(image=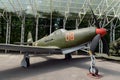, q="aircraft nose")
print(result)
[96,28,107,37]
